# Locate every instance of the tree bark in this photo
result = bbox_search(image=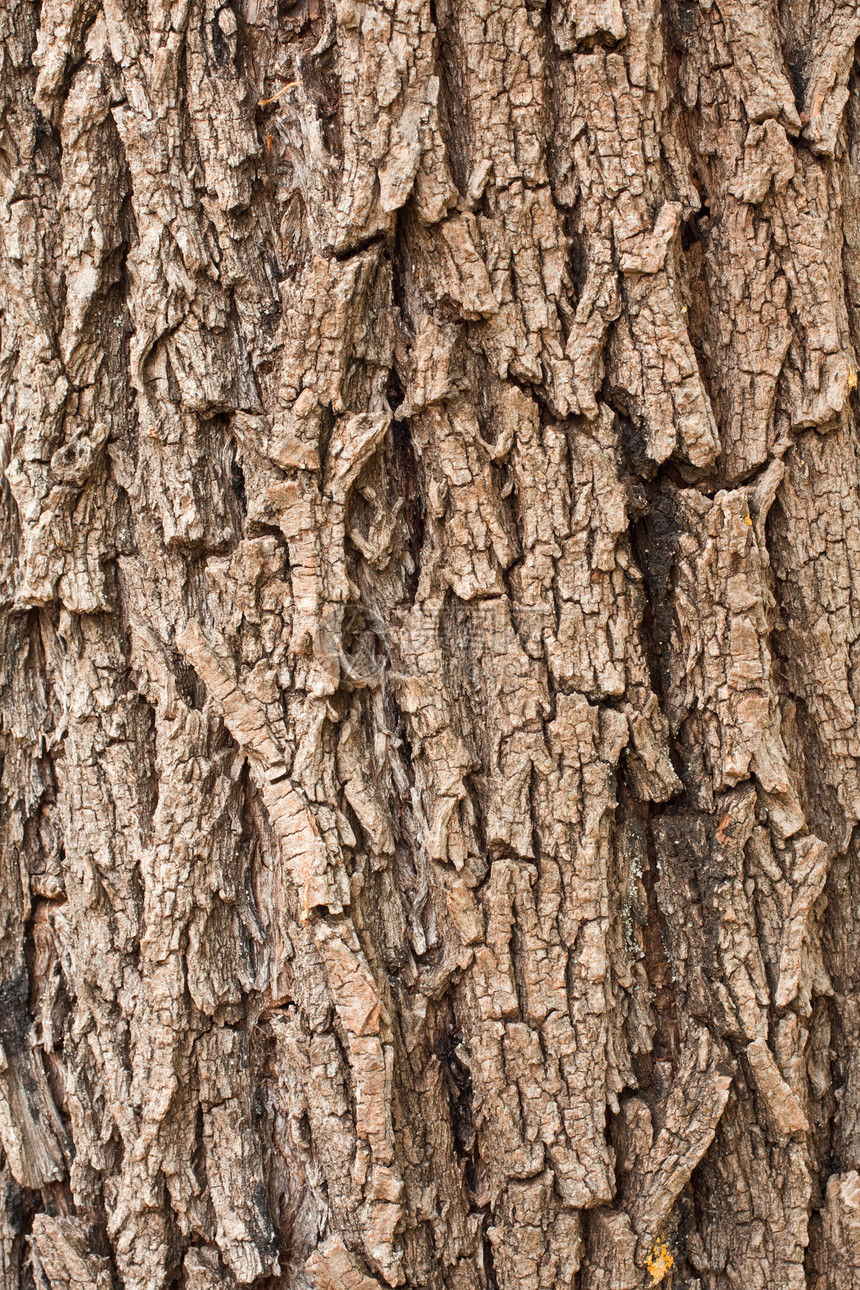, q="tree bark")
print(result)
[2,0,860,1285]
